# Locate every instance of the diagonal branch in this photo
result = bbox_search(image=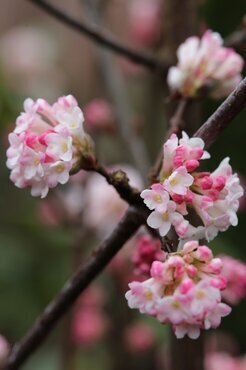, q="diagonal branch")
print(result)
[6,207,145,370]
[194,77,246,148]
[26,0,167,73]
[5,78,246,370]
